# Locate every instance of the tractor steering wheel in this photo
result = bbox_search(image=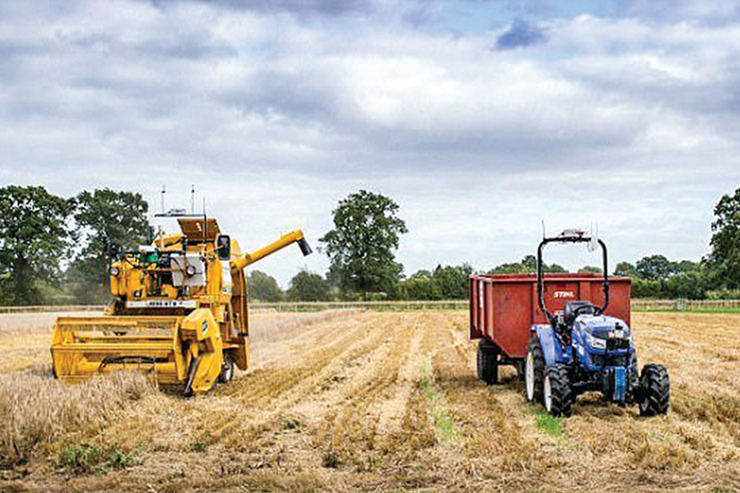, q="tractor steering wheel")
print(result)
[573,303,602,318]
